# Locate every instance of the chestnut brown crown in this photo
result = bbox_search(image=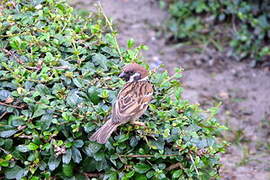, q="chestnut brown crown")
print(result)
[119,63,148,82]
